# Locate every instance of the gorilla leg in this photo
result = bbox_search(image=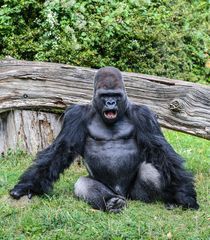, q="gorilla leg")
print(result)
[129,162,161,202]
[130,162,199,210]
[74,176,126,213]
